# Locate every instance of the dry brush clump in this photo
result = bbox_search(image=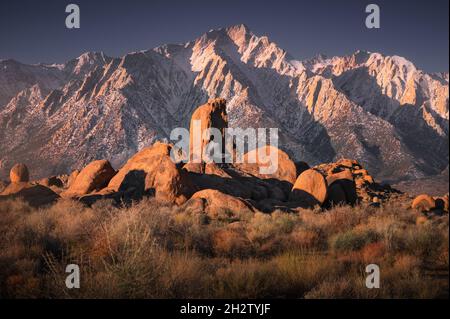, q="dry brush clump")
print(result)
[0,196,448,299]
